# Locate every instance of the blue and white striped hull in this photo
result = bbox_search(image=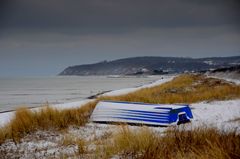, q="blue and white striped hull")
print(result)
[91,101,193,126]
